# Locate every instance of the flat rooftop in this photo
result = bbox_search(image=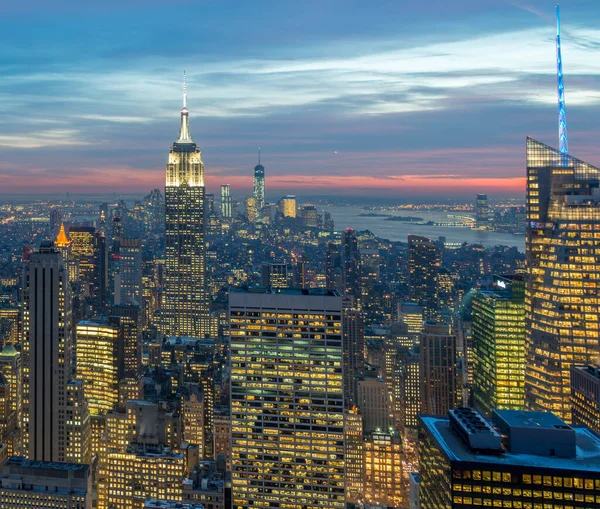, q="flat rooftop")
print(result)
[495,409,569,430]
[4,456,89,472]
[230,287,340,297]
[421,416,600,471]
